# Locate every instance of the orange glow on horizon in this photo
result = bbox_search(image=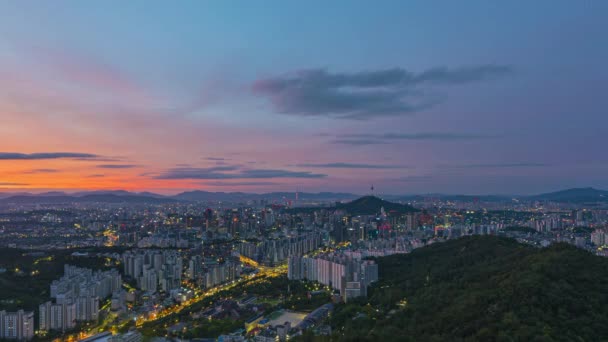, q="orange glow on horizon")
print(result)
[0,158,324,194]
